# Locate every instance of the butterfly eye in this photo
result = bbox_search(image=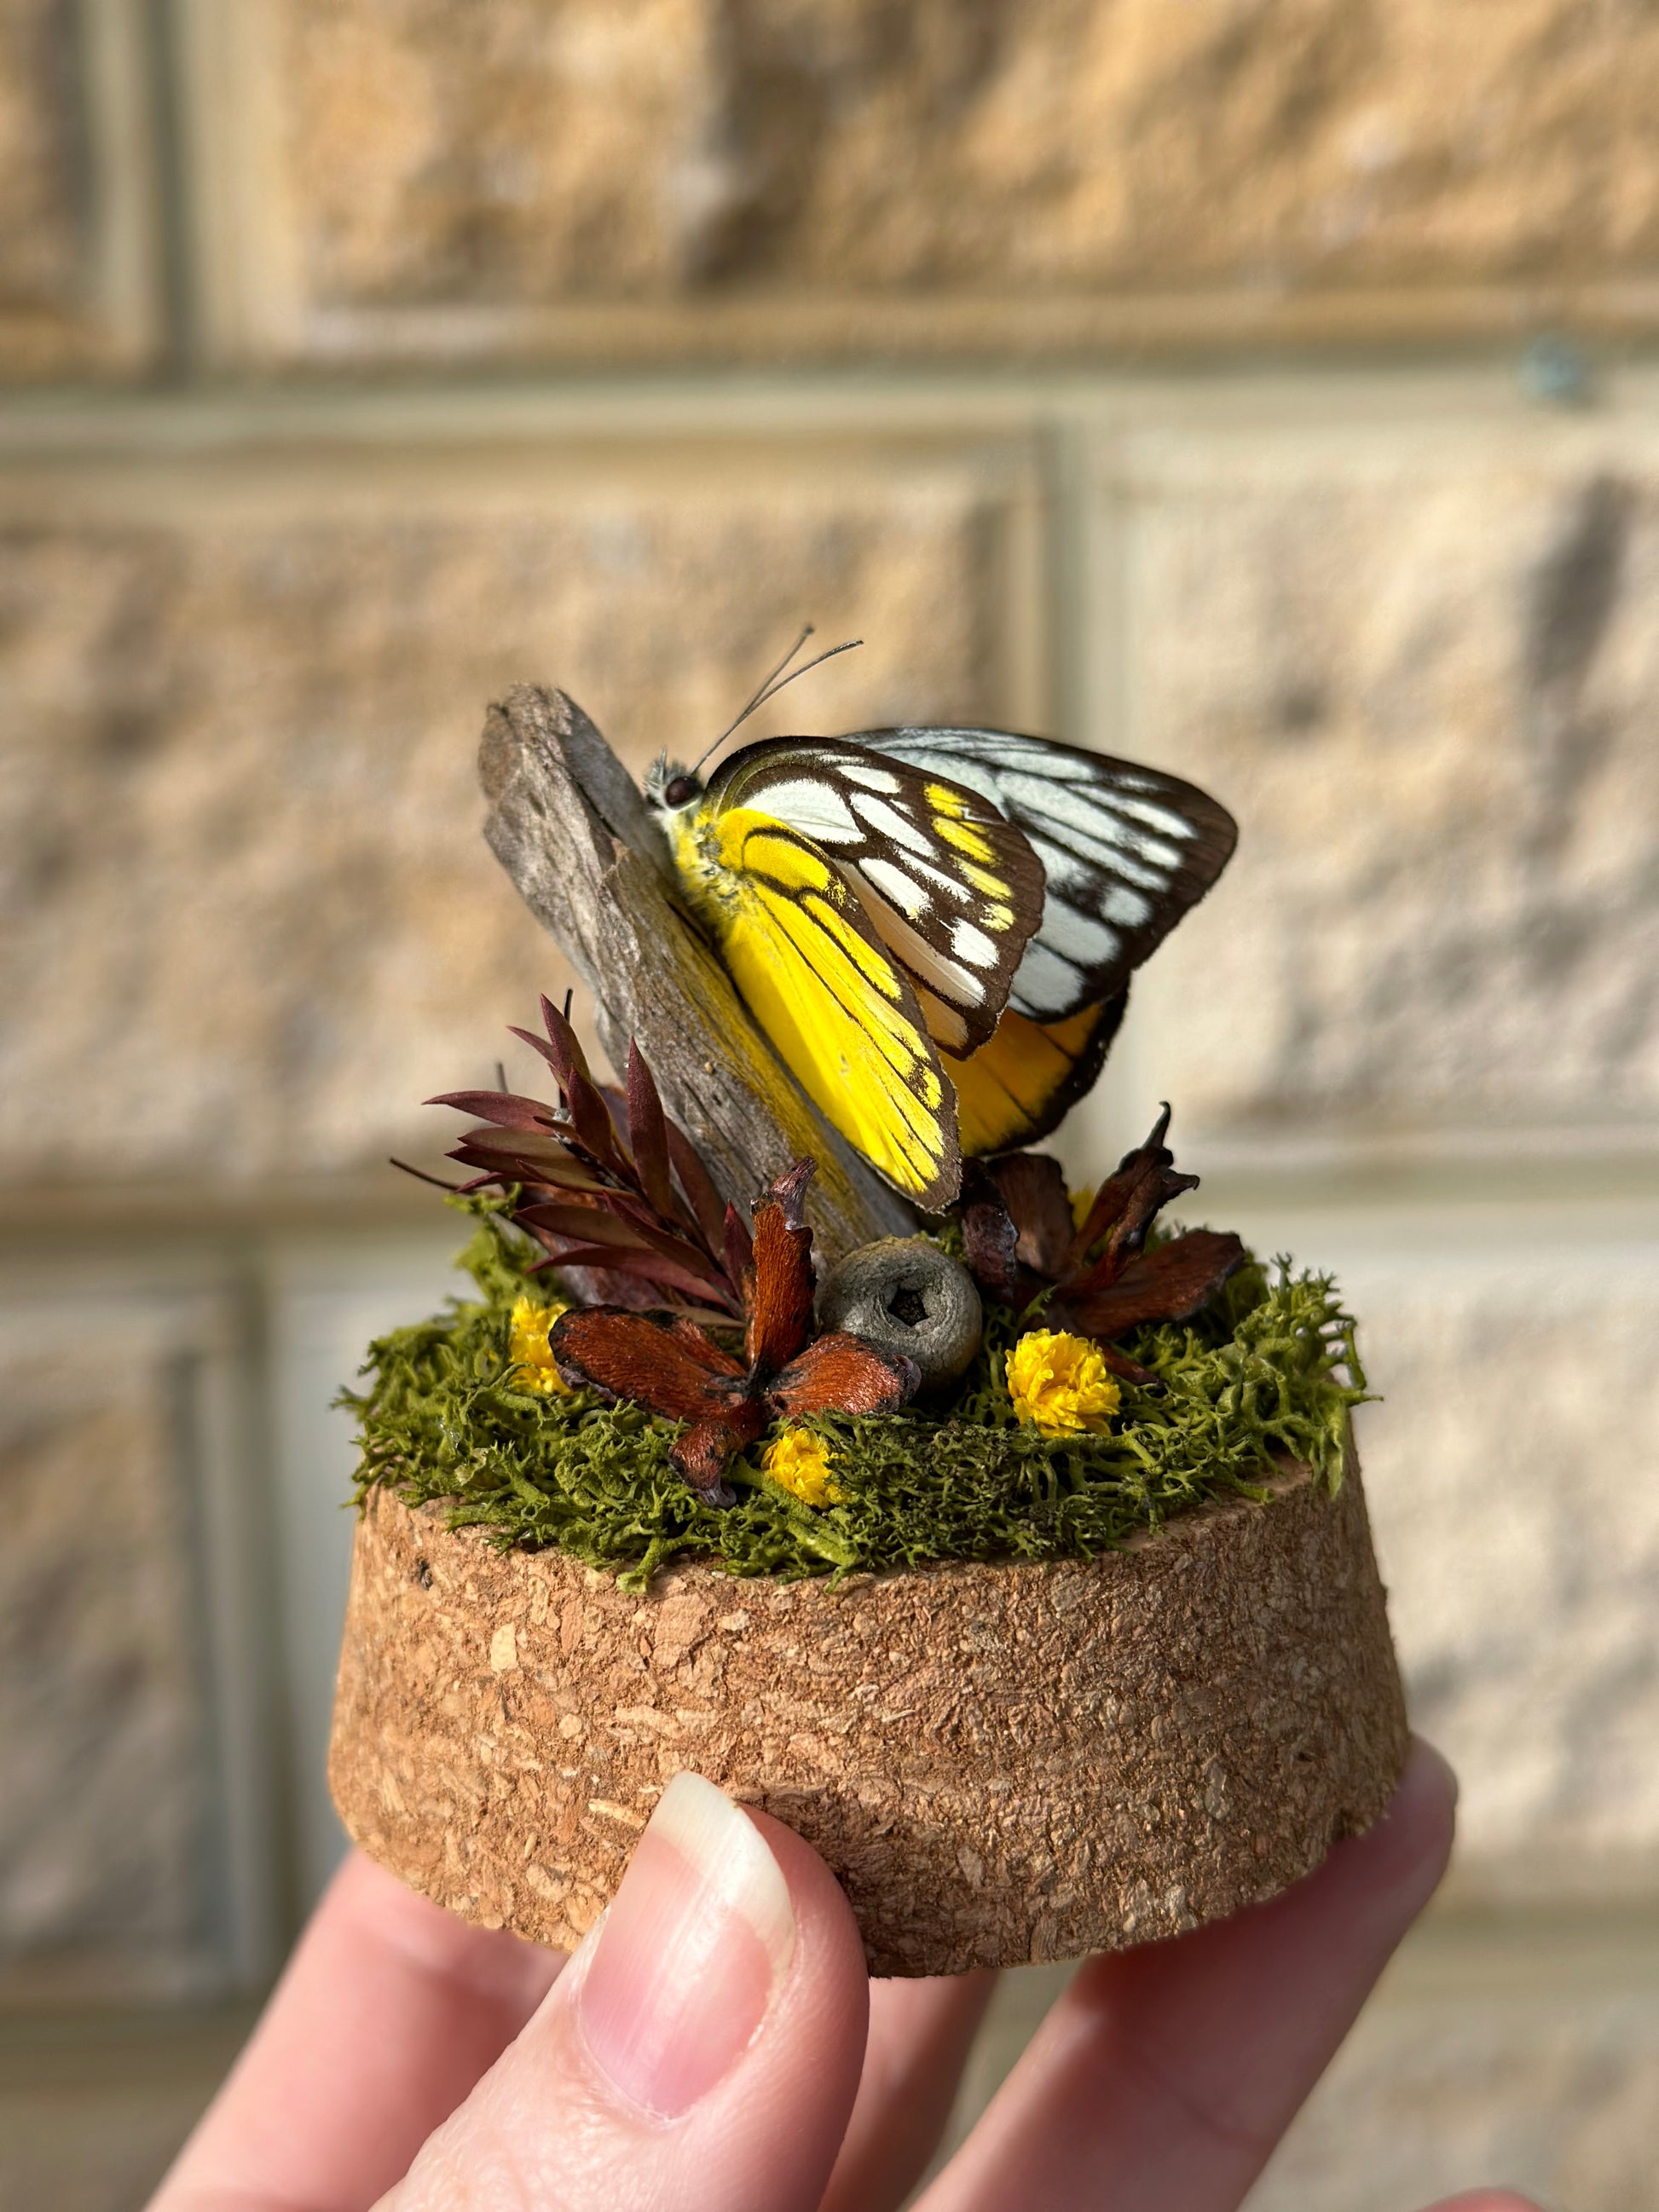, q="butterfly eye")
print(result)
[662,775,700,807]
